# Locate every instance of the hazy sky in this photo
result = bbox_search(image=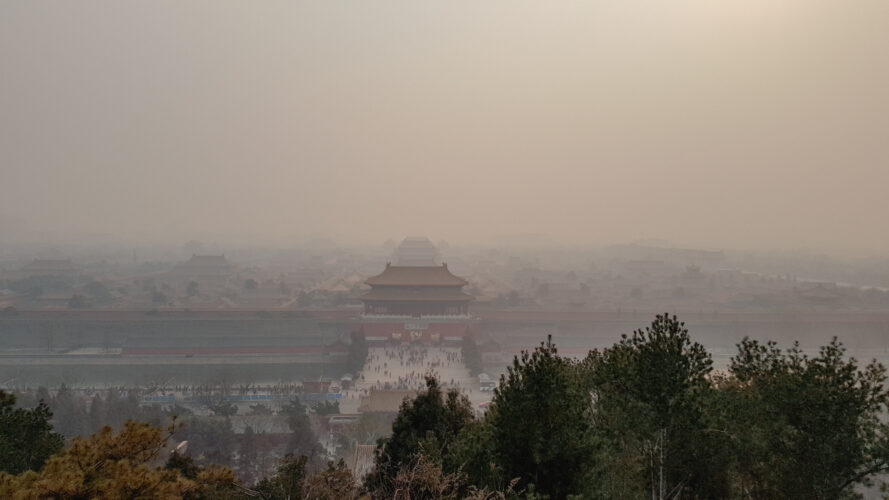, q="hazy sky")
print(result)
[2,1,888,254]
